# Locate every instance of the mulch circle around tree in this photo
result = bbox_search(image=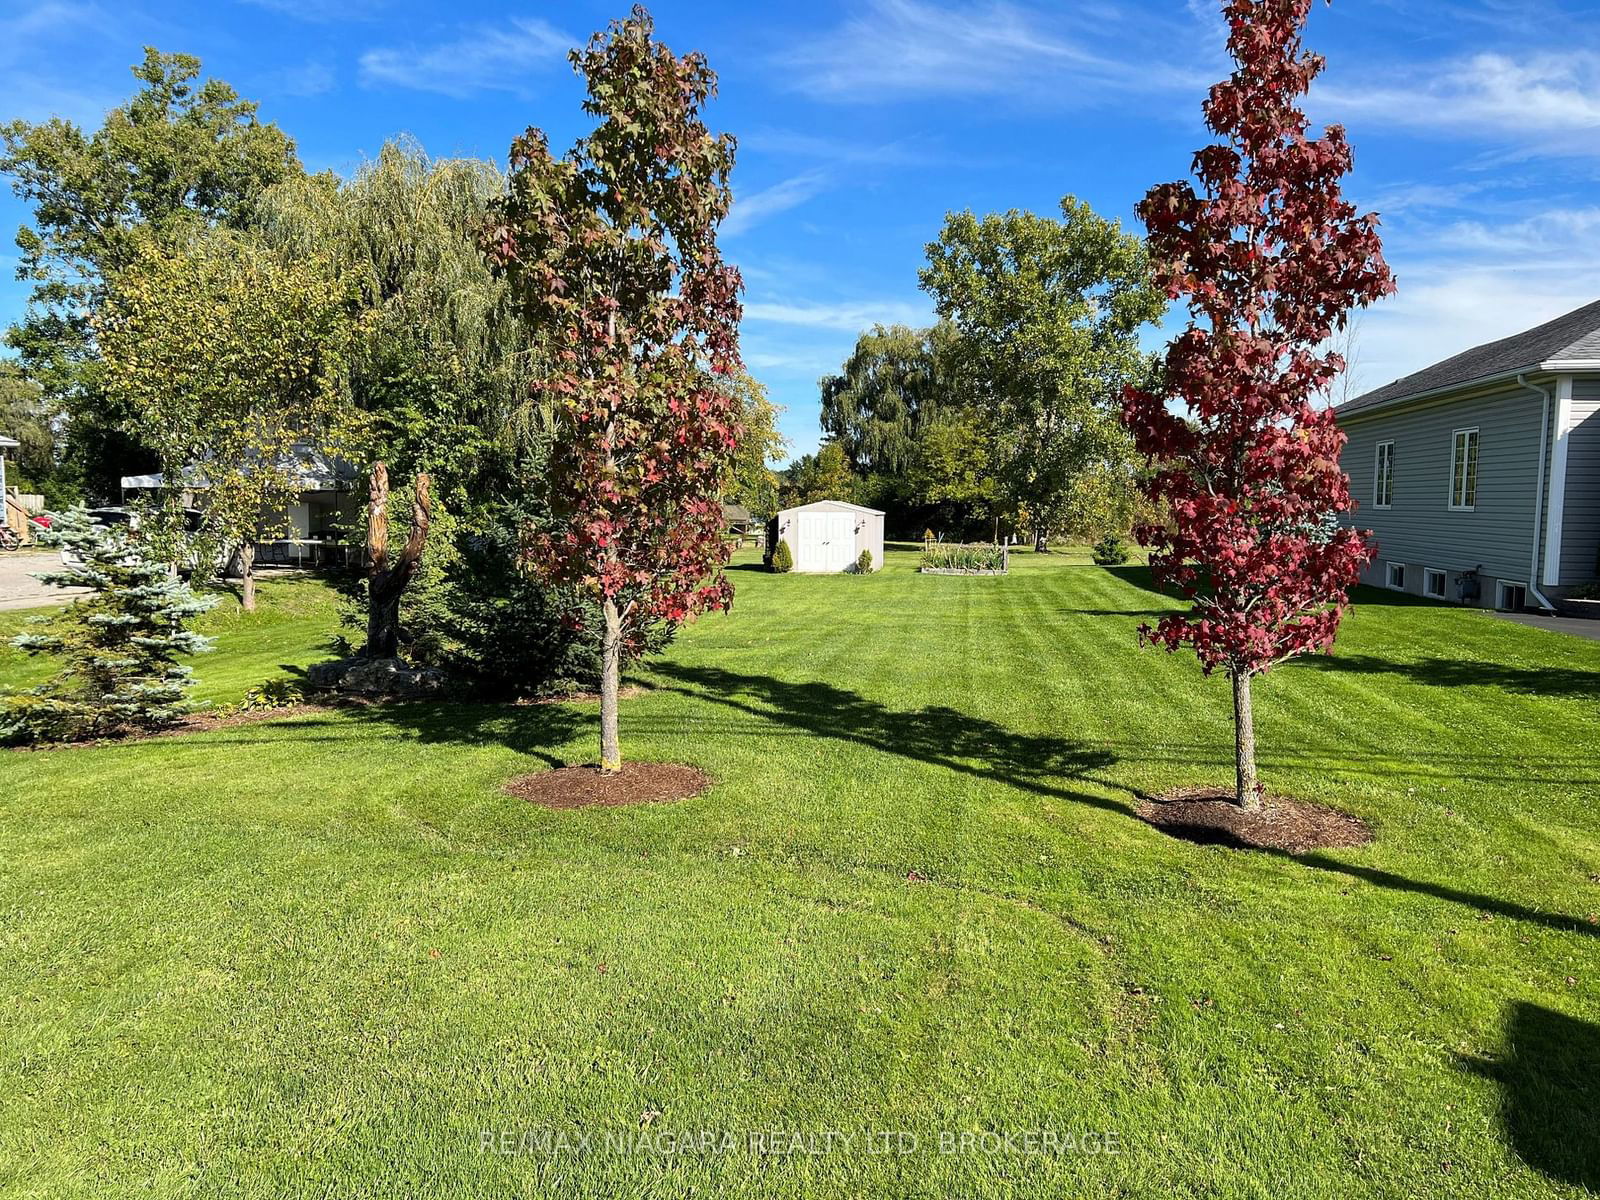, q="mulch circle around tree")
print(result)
[506,762,711,810]
[1136,787,1373,855]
